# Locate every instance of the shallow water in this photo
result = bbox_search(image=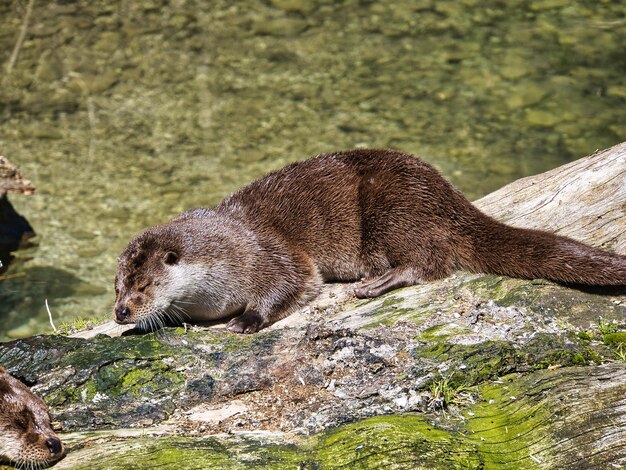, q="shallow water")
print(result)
[0,0,624,339]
